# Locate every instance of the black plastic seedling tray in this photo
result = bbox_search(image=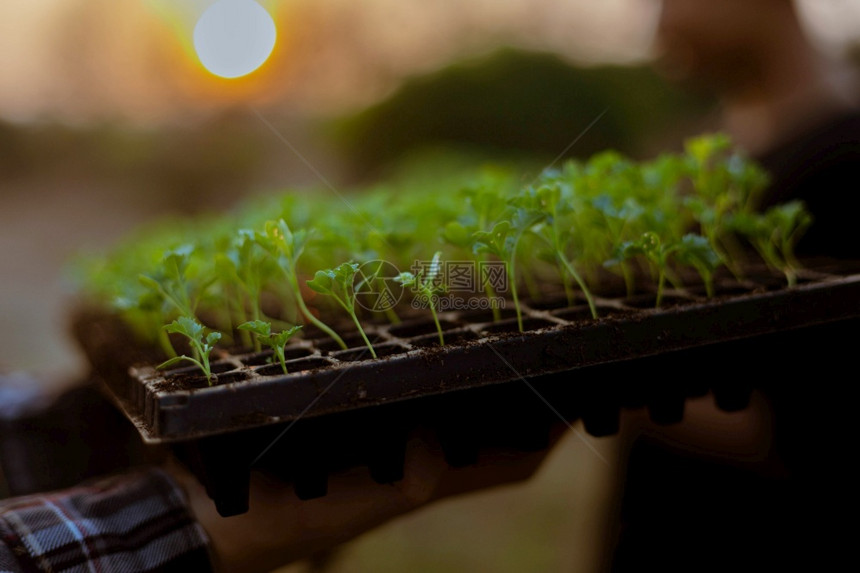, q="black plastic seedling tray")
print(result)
[75,264,860,516]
